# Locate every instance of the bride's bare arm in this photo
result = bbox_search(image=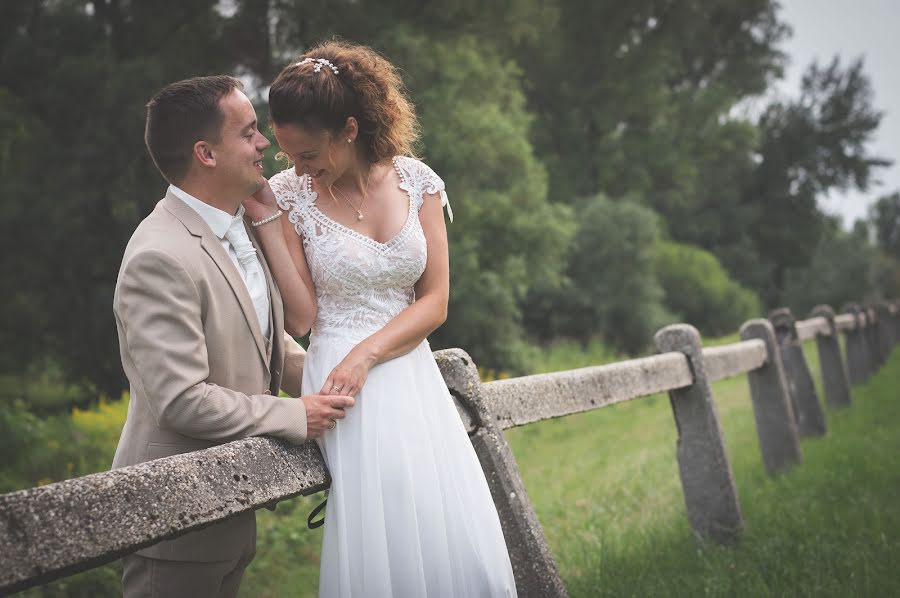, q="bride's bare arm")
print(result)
[245,184,317,337]
[320,191,449,396]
